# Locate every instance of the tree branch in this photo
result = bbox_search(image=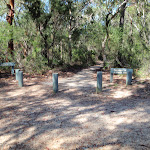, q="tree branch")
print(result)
[107,0,128,24]
[127,12,140,32]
